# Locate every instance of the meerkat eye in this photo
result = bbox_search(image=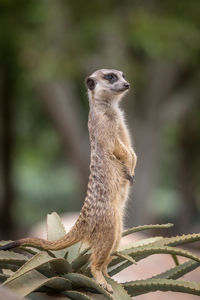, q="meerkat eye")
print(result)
[103,73,118,83]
